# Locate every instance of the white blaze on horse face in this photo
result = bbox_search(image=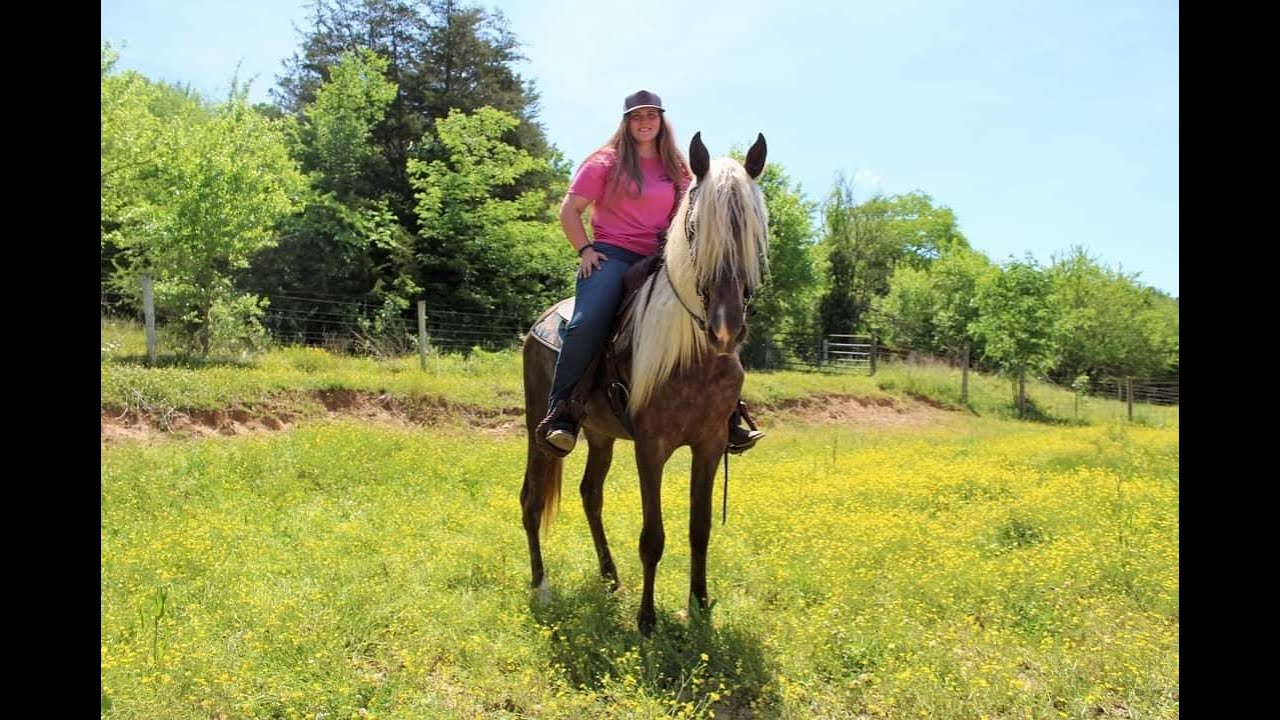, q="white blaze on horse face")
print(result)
[714,304,733,354]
